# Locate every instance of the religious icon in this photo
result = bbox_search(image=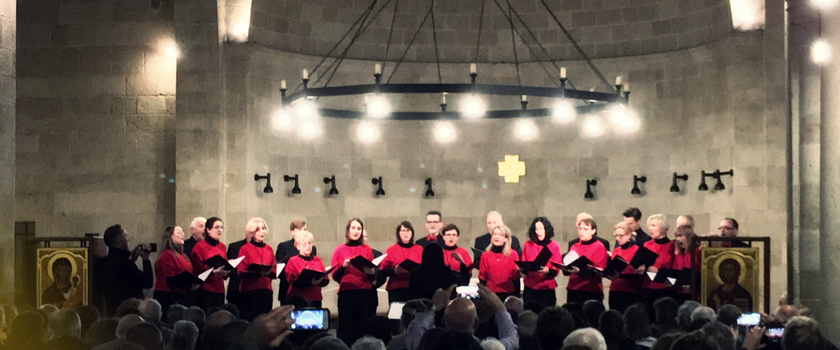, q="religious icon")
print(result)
[37,248,88,309]
[701,247,759,313]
